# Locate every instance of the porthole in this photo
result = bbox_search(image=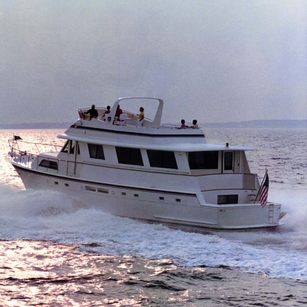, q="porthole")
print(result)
[159,196,164,200]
